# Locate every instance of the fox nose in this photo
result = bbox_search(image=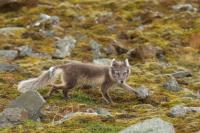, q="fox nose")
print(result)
[120,80,124,84]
